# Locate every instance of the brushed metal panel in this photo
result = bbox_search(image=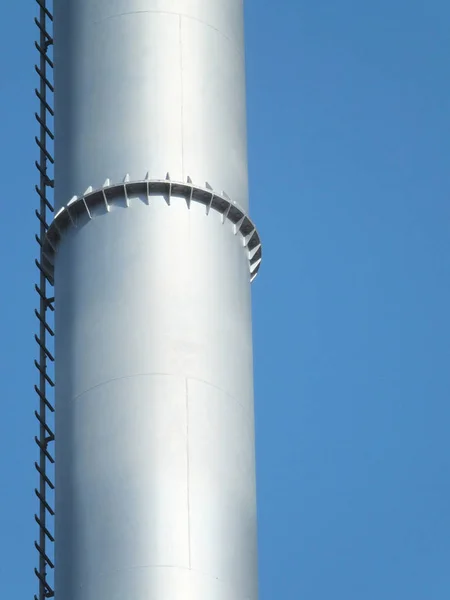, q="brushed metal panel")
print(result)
[77,566,252,600]
[55,197,252,403]
[55,374,190,596]
[187,378,257,599]
[54,1,248,209]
